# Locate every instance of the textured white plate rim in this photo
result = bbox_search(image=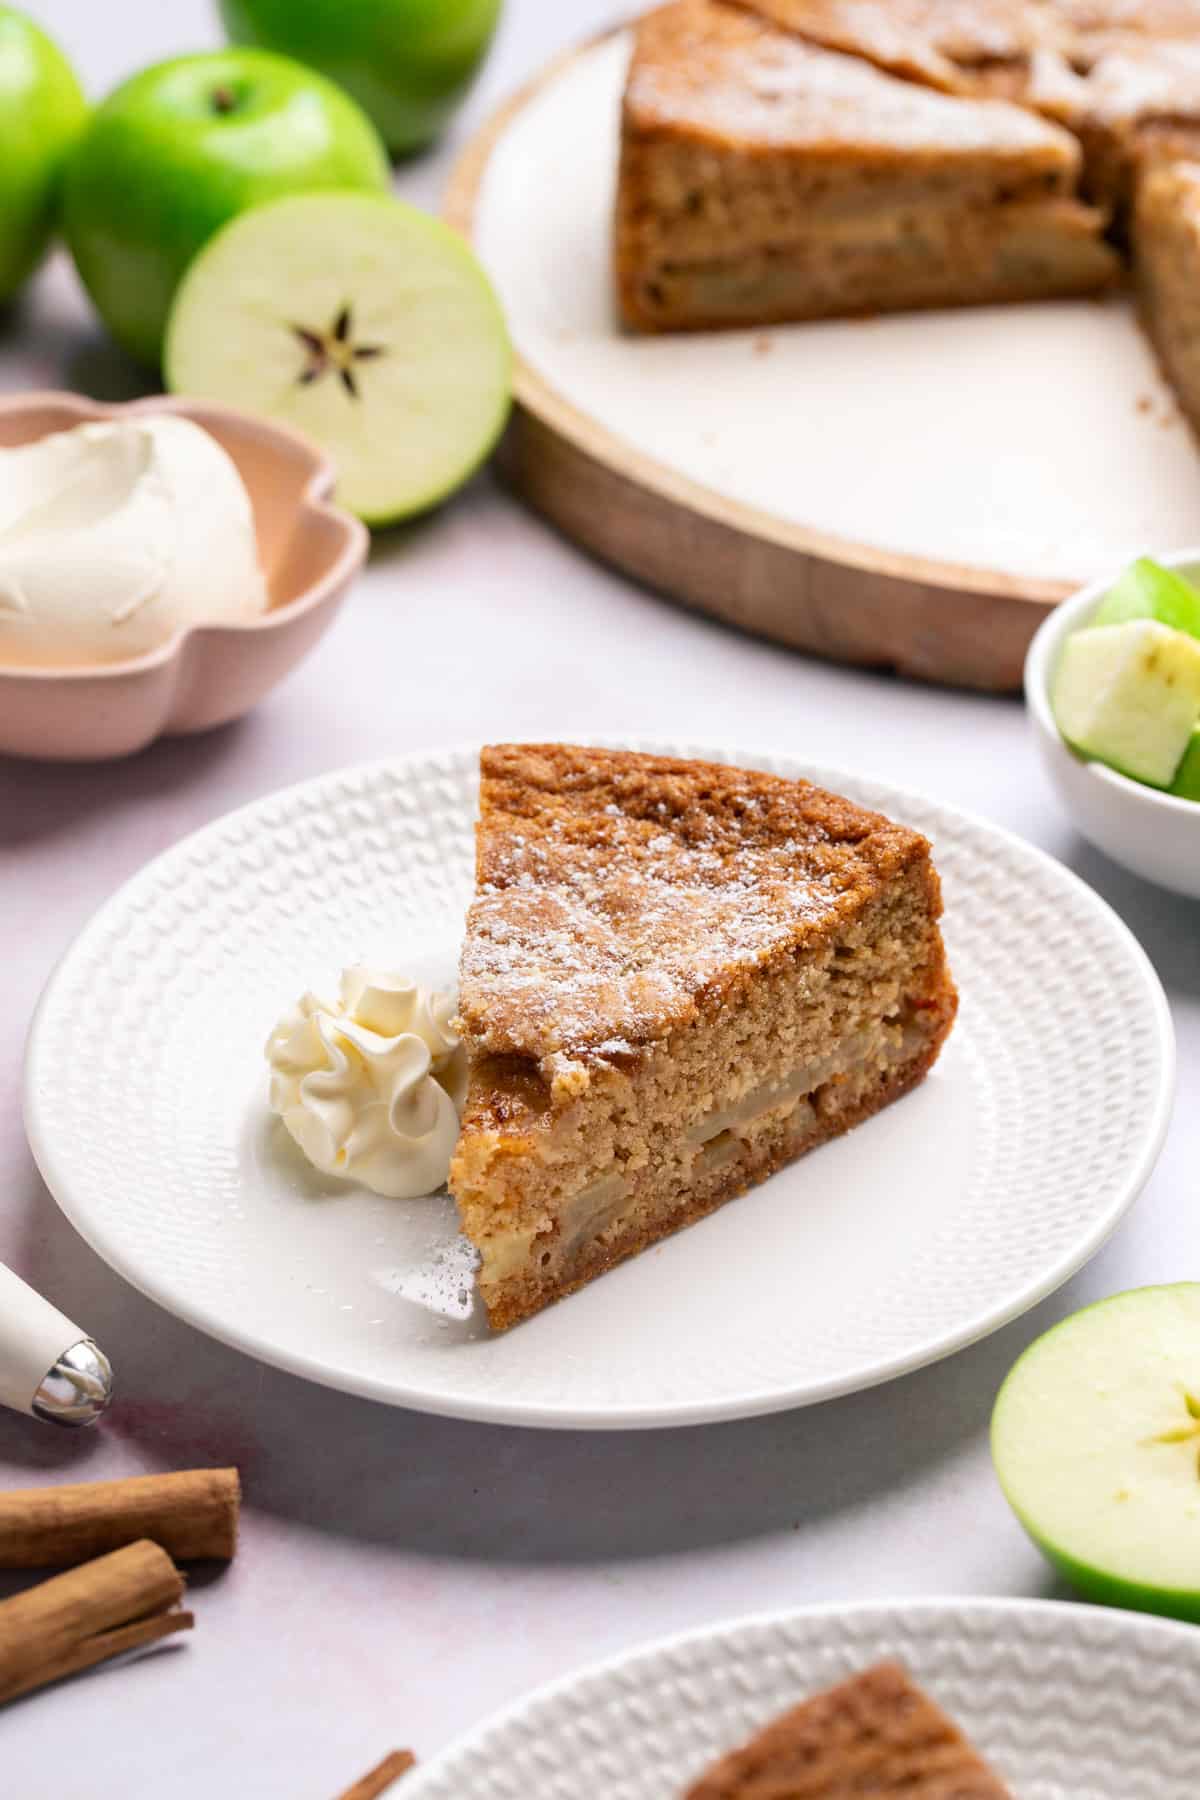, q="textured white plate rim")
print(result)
[402,1594,1200,1793]
[22,739,1176,1428]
